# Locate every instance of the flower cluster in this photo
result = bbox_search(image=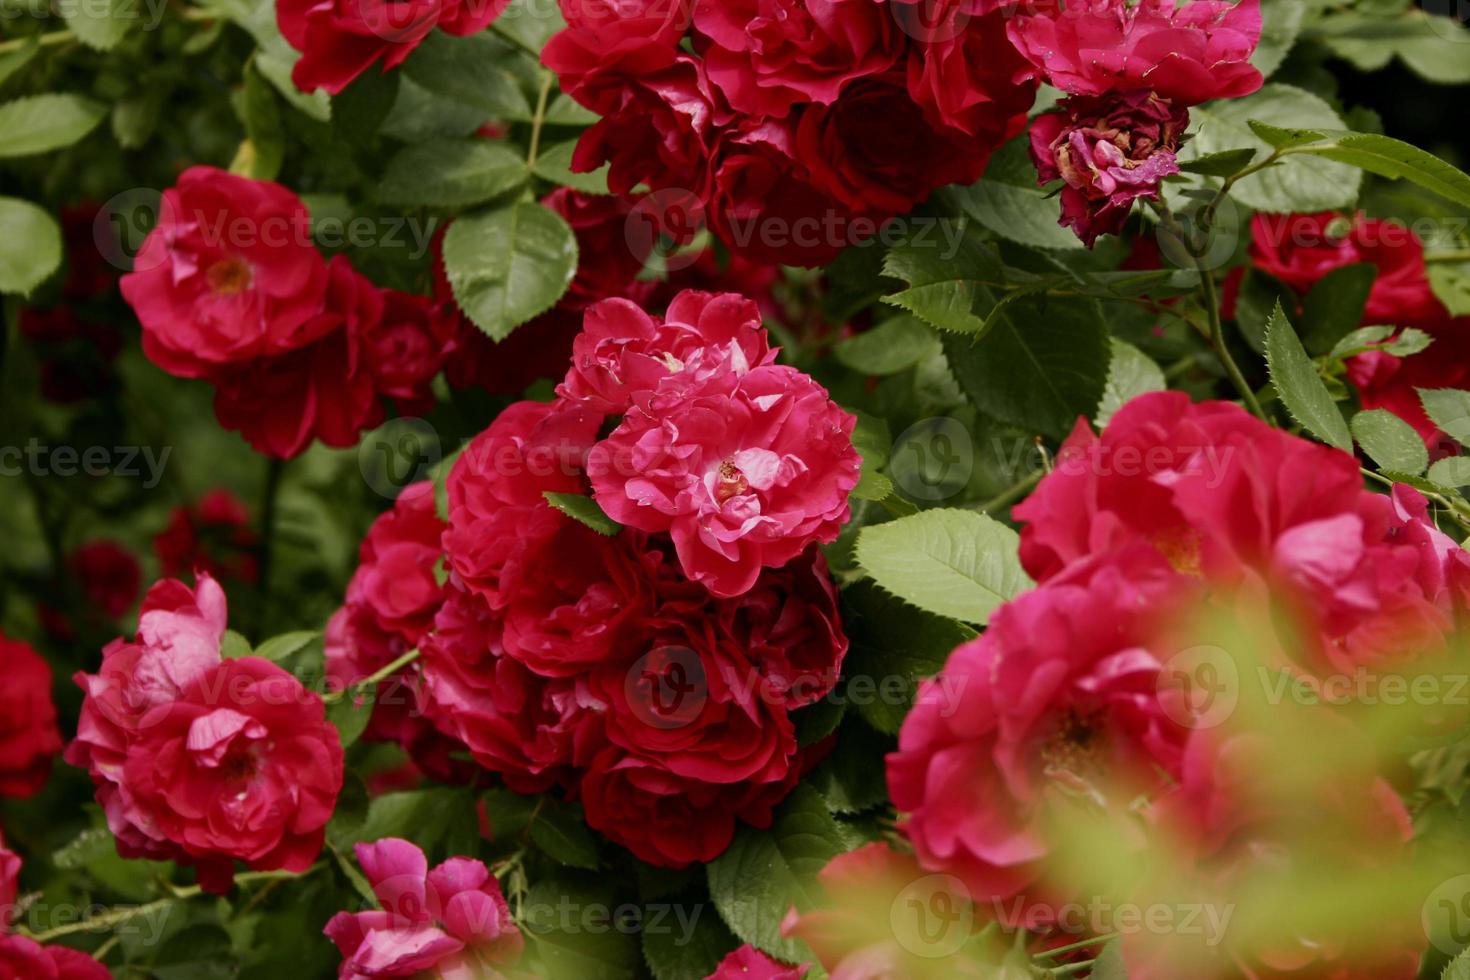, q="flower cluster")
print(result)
[543,0,1037,266]
[0,835,110,979]
[325,288,856,867]
[0,633,63,799]
[323,838,524,978]
[1234,211,1470,451]
[888,391,1469,977]
[1015,0,1265,245]
[120,167,452,459]
[66,574,345,894]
